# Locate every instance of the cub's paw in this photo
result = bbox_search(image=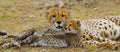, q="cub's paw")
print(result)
[30,44,35,47]
[14,42,21,48]
[30,42,40,47]
[1,43,13,49]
